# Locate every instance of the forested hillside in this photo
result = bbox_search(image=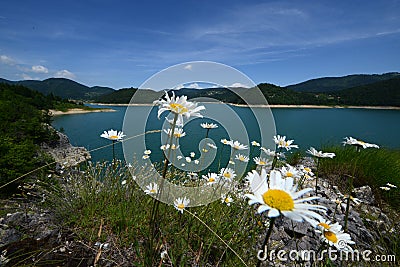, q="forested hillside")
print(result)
[0,83,90,191]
